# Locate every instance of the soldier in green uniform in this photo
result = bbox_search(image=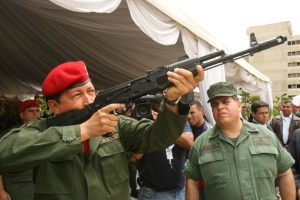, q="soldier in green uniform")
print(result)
[0,99,41,200]
[184,82,296,200]
[0,61,204,200]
